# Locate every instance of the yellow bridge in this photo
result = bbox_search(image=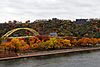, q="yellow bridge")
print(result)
[1,28,39,39]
